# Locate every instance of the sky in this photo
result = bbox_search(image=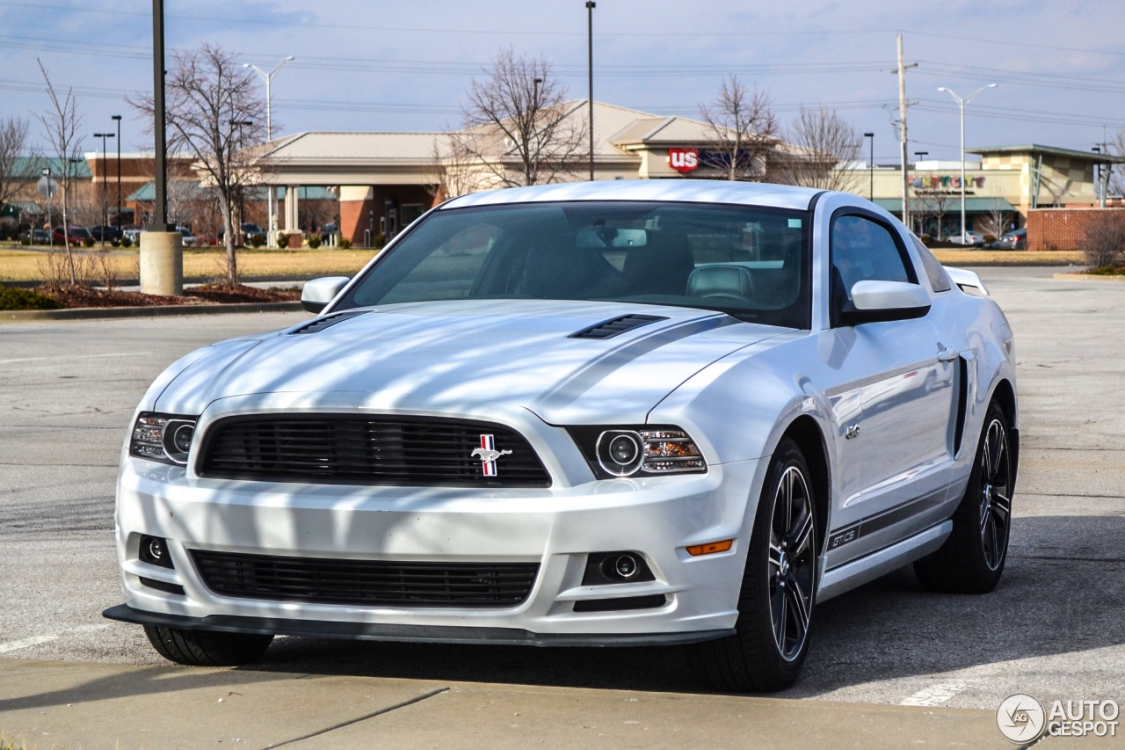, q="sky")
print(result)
[4,0,1125,163]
